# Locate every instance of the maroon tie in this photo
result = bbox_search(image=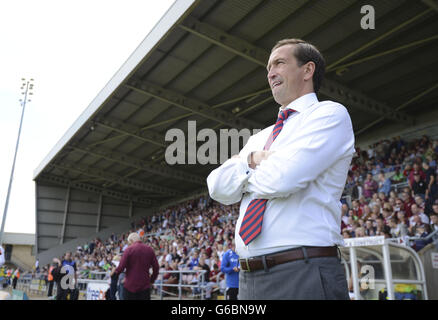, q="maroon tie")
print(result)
[239,109,296,245]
